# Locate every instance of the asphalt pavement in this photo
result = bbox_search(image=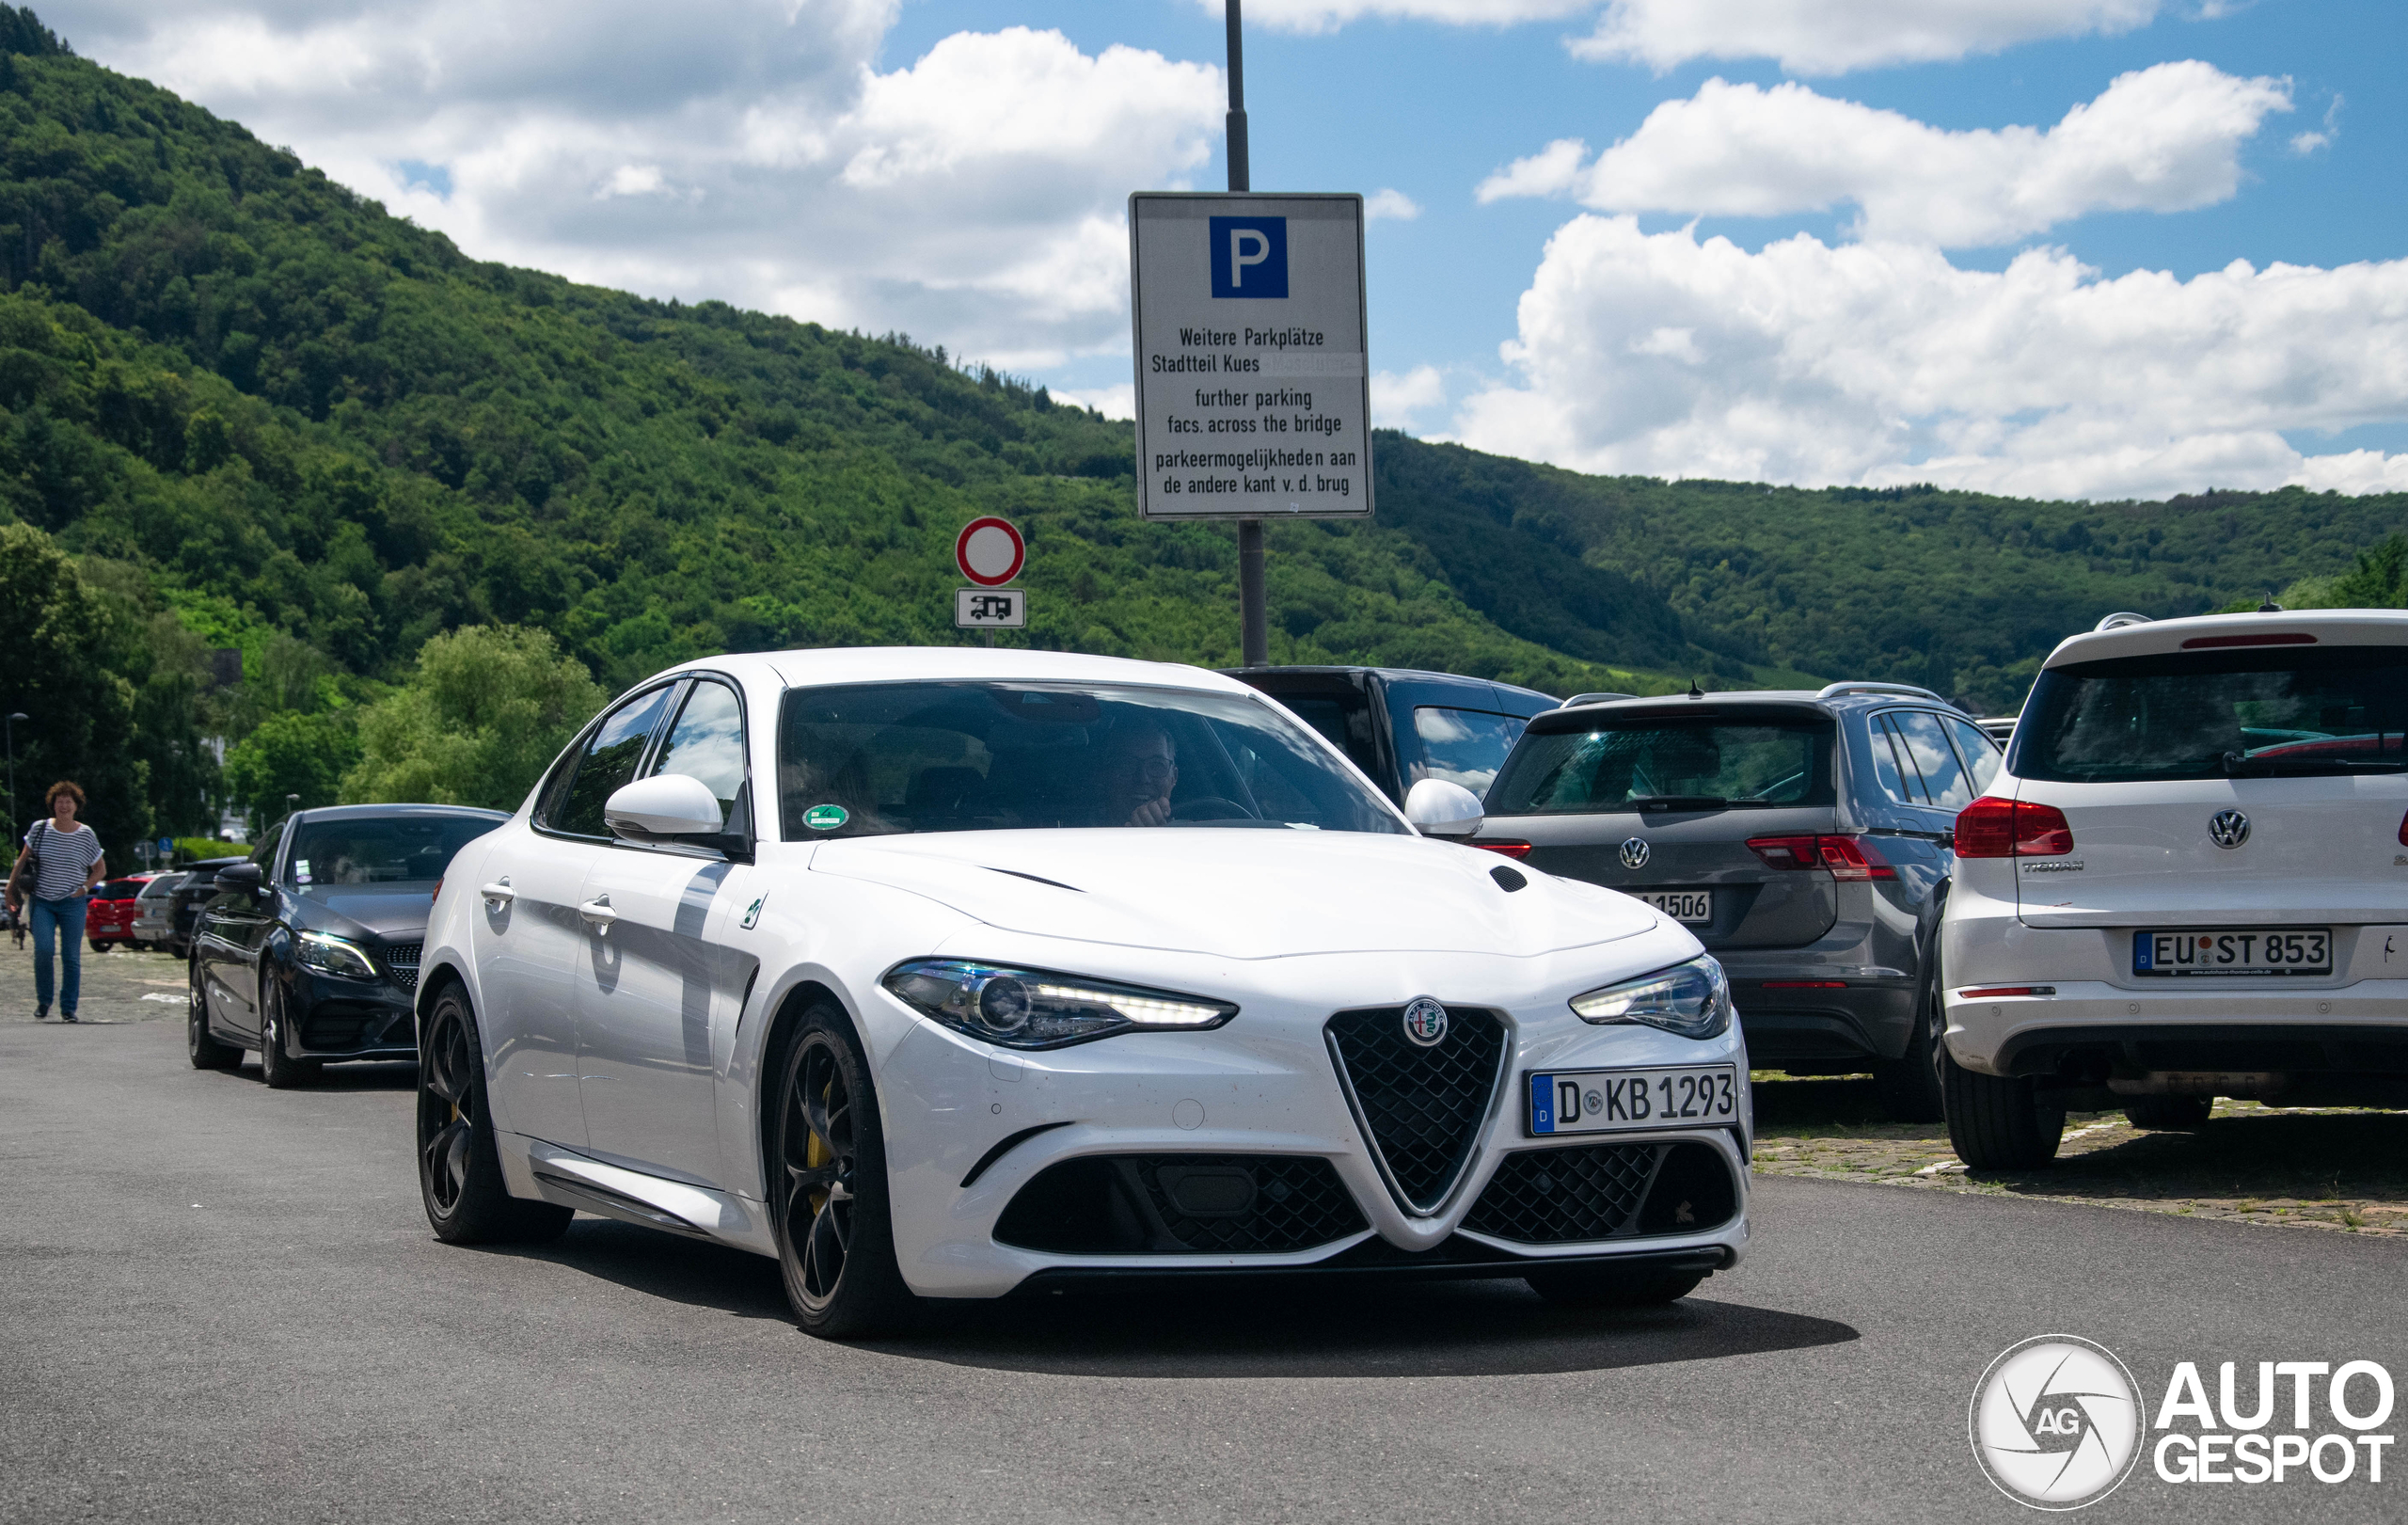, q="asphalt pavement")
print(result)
[4,1018,2404,1525]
